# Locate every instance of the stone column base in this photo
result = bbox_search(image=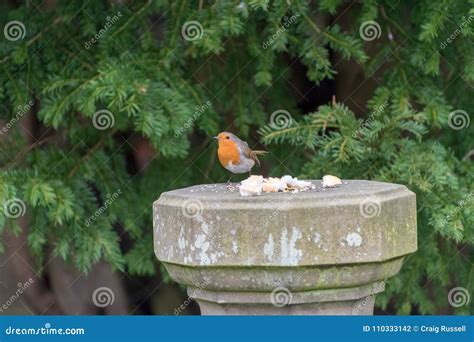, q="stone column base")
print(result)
[190,281,383,315]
